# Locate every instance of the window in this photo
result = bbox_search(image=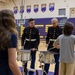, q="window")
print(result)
[59,9,66,15]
